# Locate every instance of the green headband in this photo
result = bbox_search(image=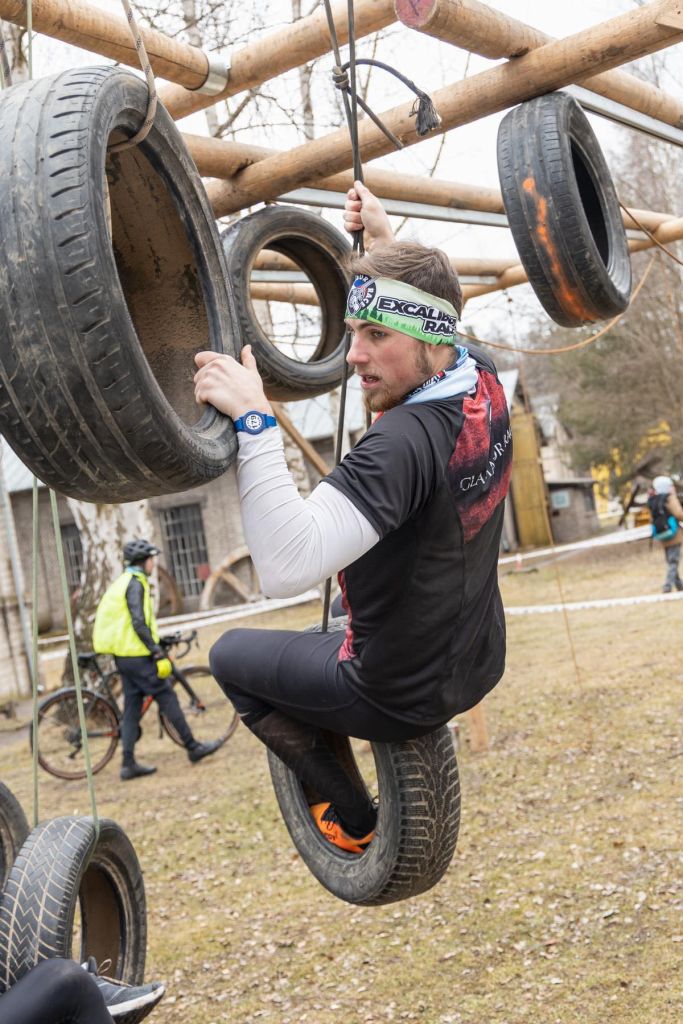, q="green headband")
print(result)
[346,276,458,346]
